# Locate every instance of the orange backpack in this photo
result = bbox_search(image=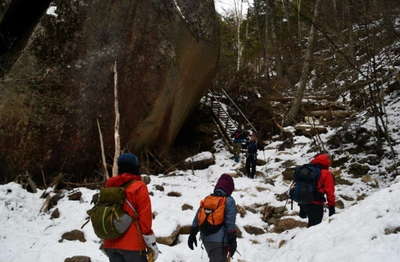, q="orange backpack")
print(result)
[197,195,226,235]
